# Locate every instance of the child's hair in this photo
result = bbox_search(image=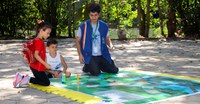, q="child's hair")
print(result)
[87,3,101,14]
[47,38,58,47]
[36,20,52,36]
